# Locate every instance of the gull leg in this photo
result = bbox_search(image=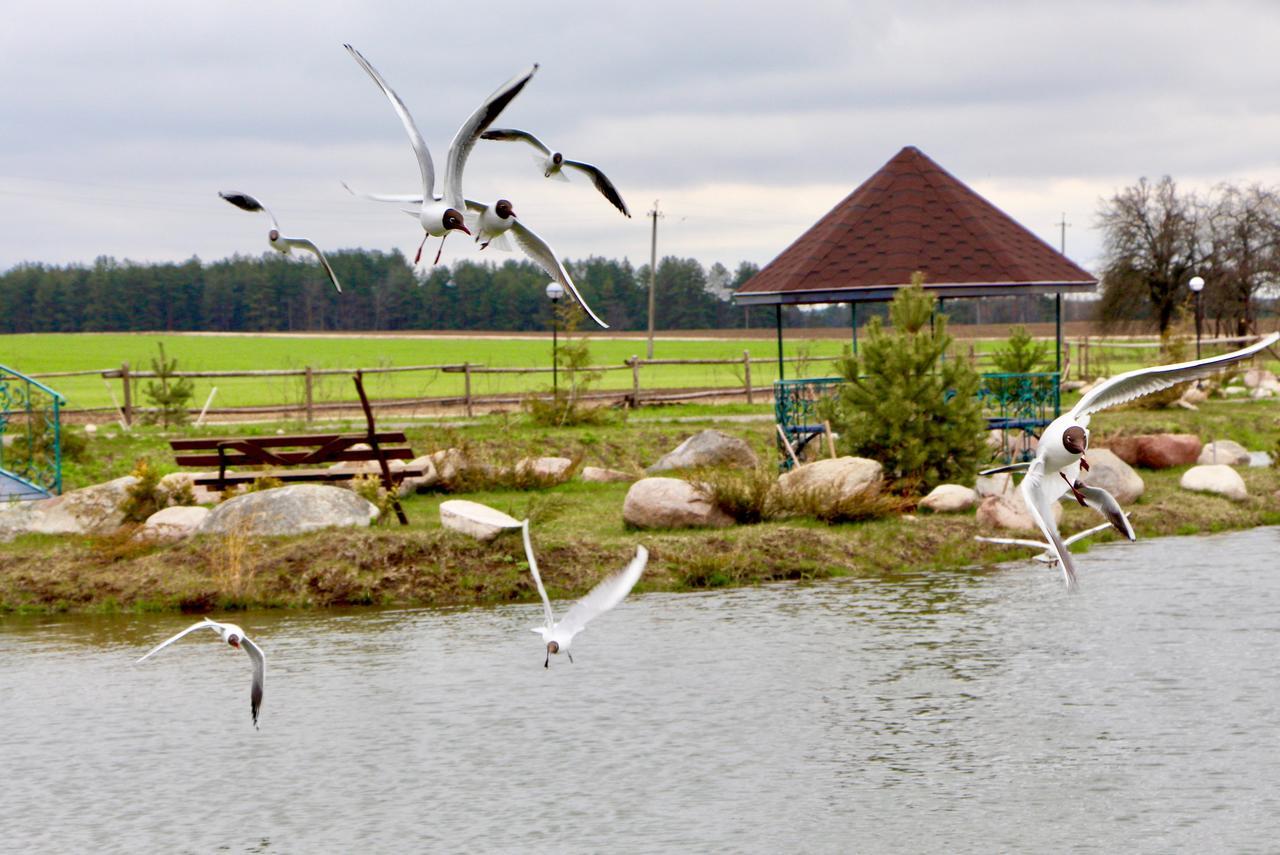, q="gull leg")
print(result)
[567,651,574,665]
[544,649,550,669]
[414,233,428,265]
[433,233,449,265]
[1061,472,1088,507]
